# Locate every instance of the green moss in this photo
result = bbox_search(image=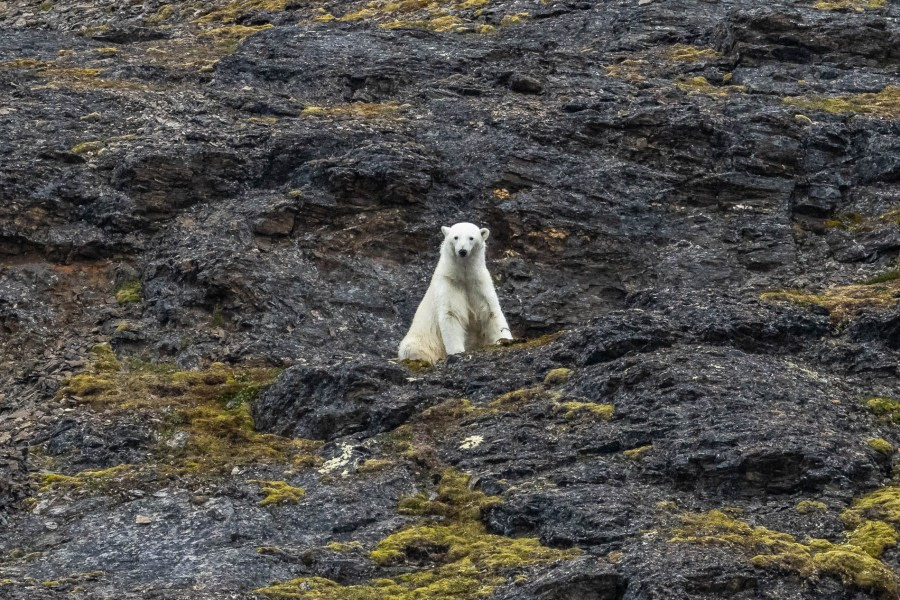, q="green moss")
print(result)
[814,0,885,9]
[862,270,900,285]
[486,331,564,352]
[499,12,529,25]
[147,4,174,23]
[260,522,576,599]
[824,212,867,231]
[864,397,900,423]
[115,280,141,304]
[252,480,305,506]
[197,0,291,24]
[672,510,897,595]
[301,102,404,119]
[675,76,746,97]
[58,360,320,477]
[357,459,395,474]
[39,465,133,493]
[197,24,273,51]
[841,486,900,529]
[760,280,900,323]
[259,467,578,599]
[867,438,893,455]
[543,368,572,385]
[325,541,364,553]
[783,86,900,119]
[397,468,500,521]
[488,386,548,410]
[796,500,827,514]
[846,520,898,558]
[623,445,652,460]
[663,44,721,62]
[555,401,614,420]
